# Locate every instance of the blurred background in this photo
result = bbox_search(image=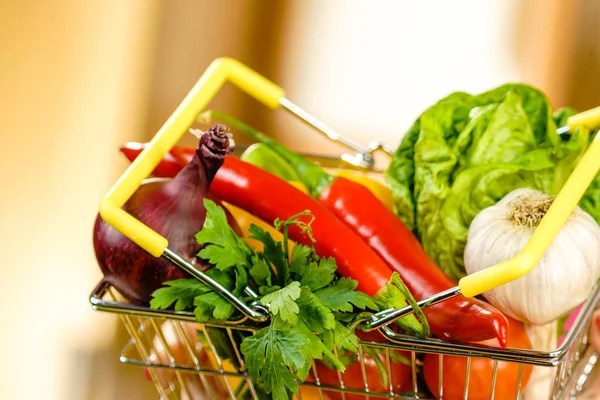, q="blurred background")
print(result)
[1,0,599,398]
